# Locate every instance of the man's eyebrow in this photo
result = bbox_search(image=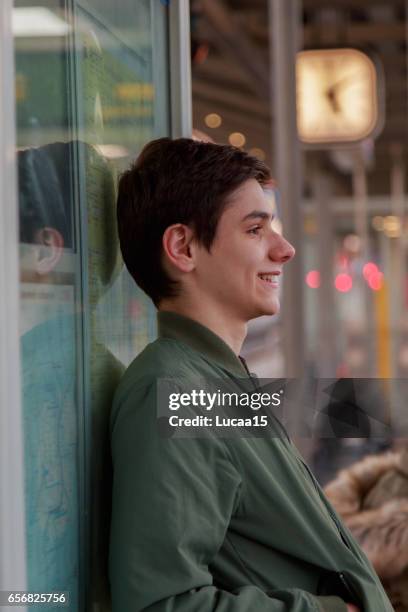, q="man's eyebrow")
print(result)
[241,211,274,222]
